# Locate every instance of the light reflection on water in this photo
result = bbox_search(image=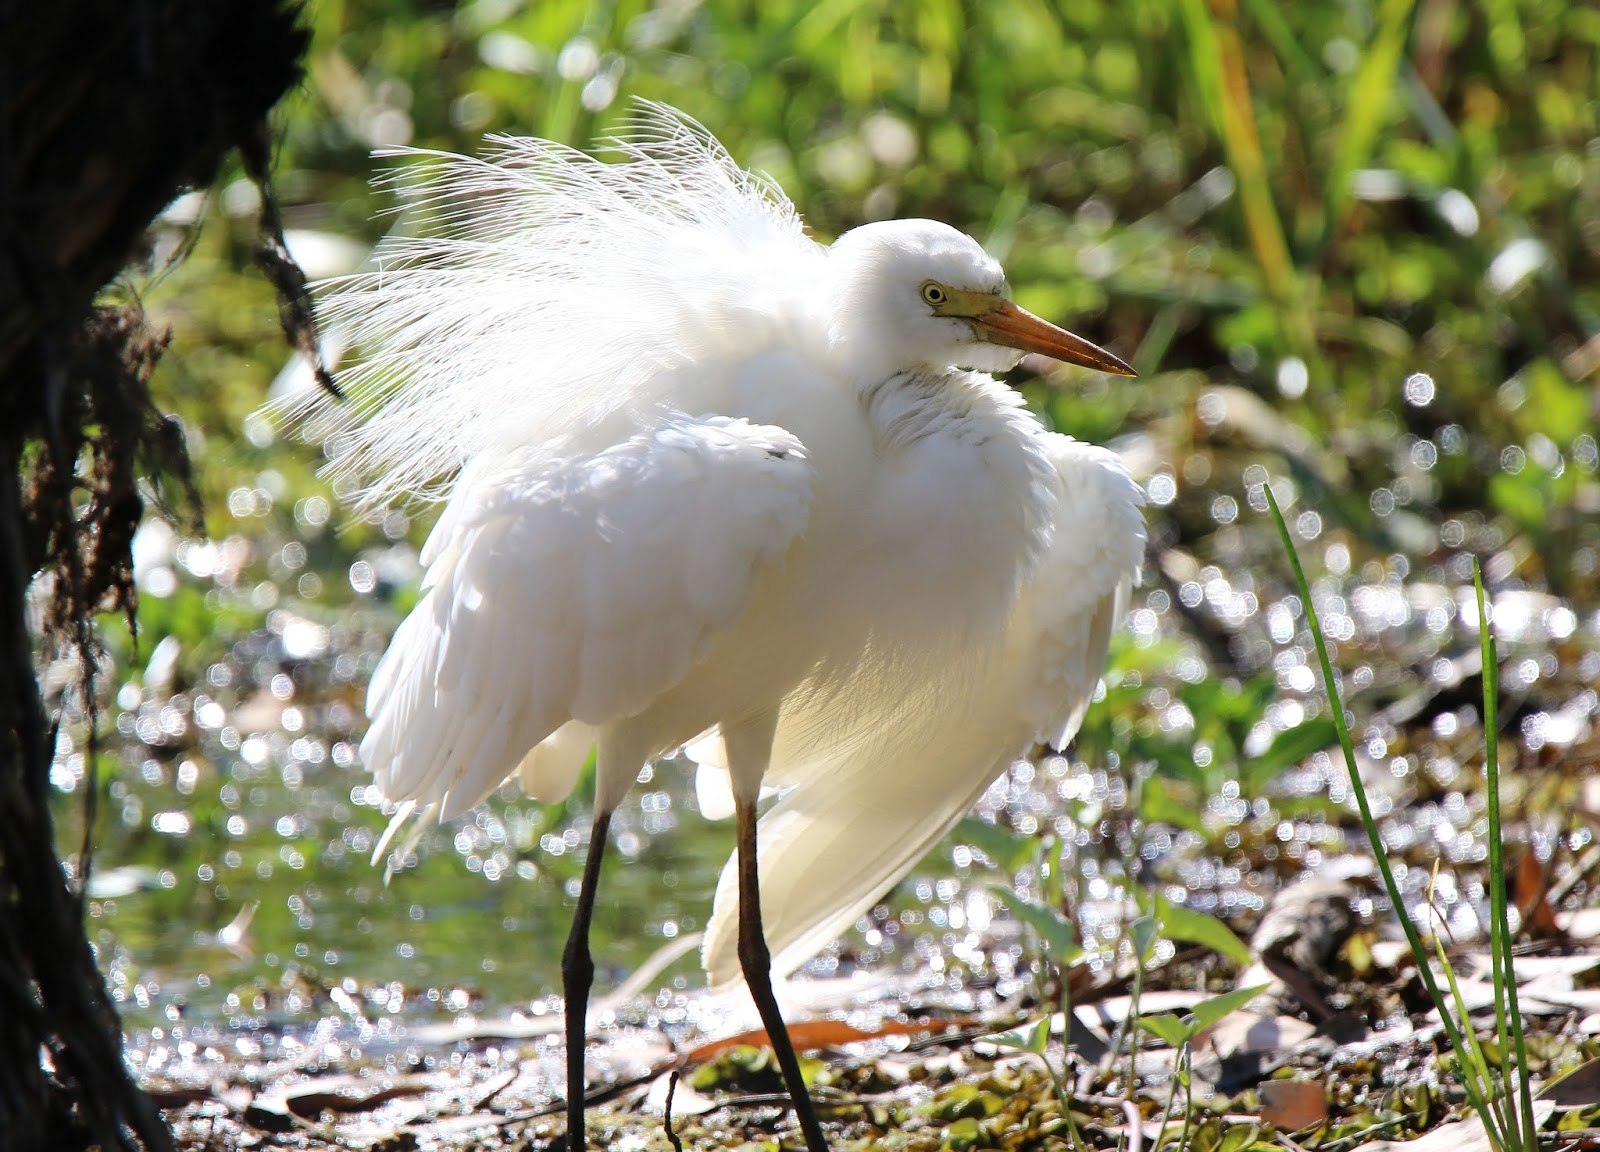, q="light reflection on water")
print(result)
[76,727,732,1033]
